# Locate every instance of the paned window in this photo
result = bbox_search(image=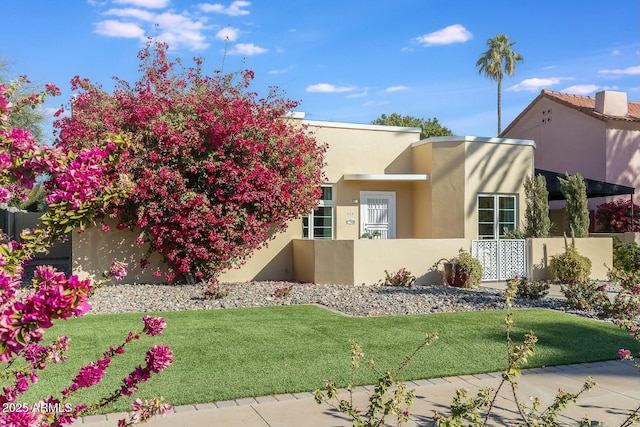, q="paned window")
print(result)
[477,194,517,239]
[303,186,334,239]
